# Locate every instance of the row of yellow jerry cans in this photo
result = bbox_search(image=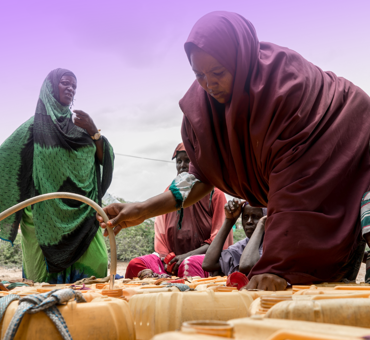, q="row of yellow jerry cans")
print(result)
[2,284,370,339]
[153,318,370,340]
[2,298,370,340]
